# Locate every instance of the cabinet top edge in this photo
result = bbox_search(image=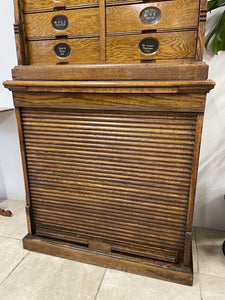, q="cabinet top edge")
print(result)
[11,63,210,82]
